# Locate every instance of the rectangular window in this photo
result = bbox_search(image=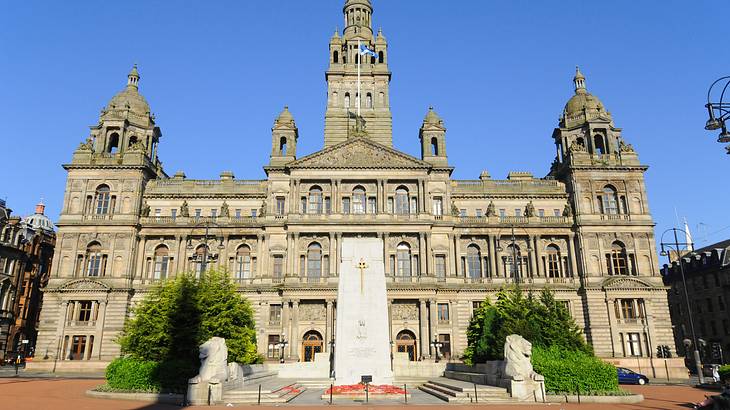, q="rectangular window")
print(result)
[78,301,93,322]
[368,197,377,214]
[433,197,443,216]
[154,255,169,279]
[342,197,350,214]
[269,304,282,324]
[620,299,638,319]
[438,334,451,359]
[276,197,285,215]
[301,197,307,214]
[499,209,506,218]
[171,209,177,220]
[267,334,281,359]
[325,197,331,214]
[251,209,257,218]
[476,209,483,218]
[70,335,87,360]
[514,208,522,217]
[389,255,396,275]
[211,209,217,218]
[554,209,561,217]
[235,209,241,218]
[410,197,418,214]
[87,254,103,277]
[155,208,161,217]
[625,333,641,356]
[538,209,544,217]
[435,255,446,278]
[472,301,483,313]
[194,209,201,218]
[437,303,450,322]
[273,255,284,278]
[387,197,394,214]
[459,209,466,218]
